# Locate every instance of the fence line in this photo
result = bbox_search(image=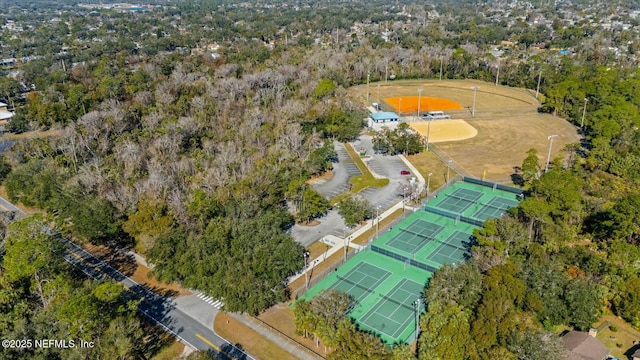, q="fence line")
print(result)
[293,248,358,299]
[428,145,473,178]
[250,316,326,360]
